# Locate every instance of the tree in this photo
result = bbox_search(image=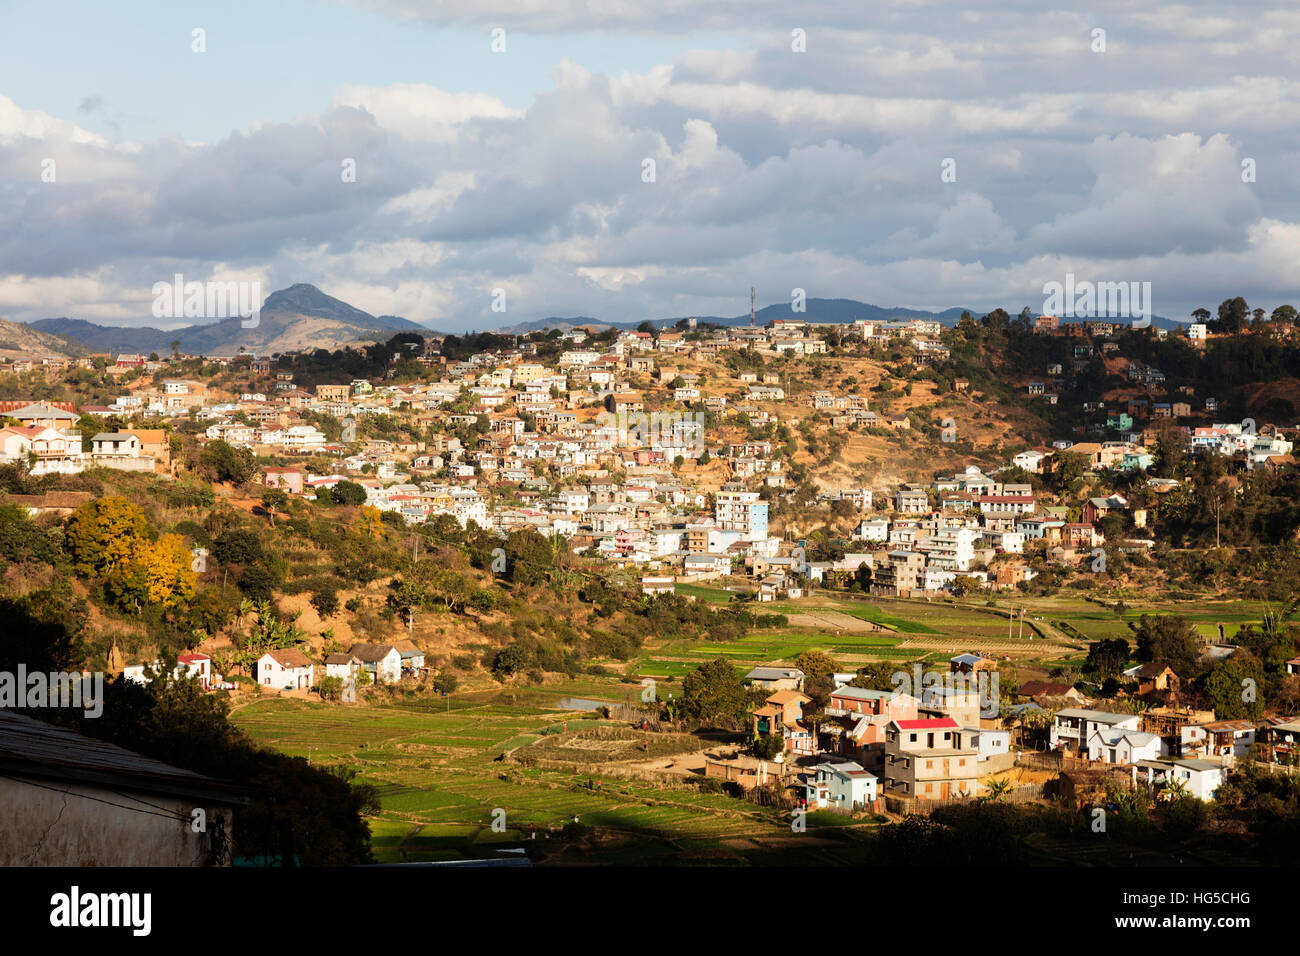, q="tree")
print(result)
[432,671,459,695]
[310,586,340,619]
[200,440,258,486]
[794,650,838,681]
[680,658,747,726]
[1202,655,1265,719]
[213,528,263,566]
[1084,638,1131,680]
[1215,296,1249,334]
[64,497,152,576]
[1051,451,1088,492]
[107,533,196,610]
[388,578,427,632]
[331,481,368,507]
[262,488,289,525]
[491,643,529,679]
[1134,615,1200,675]
[1200,479,1231,550]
